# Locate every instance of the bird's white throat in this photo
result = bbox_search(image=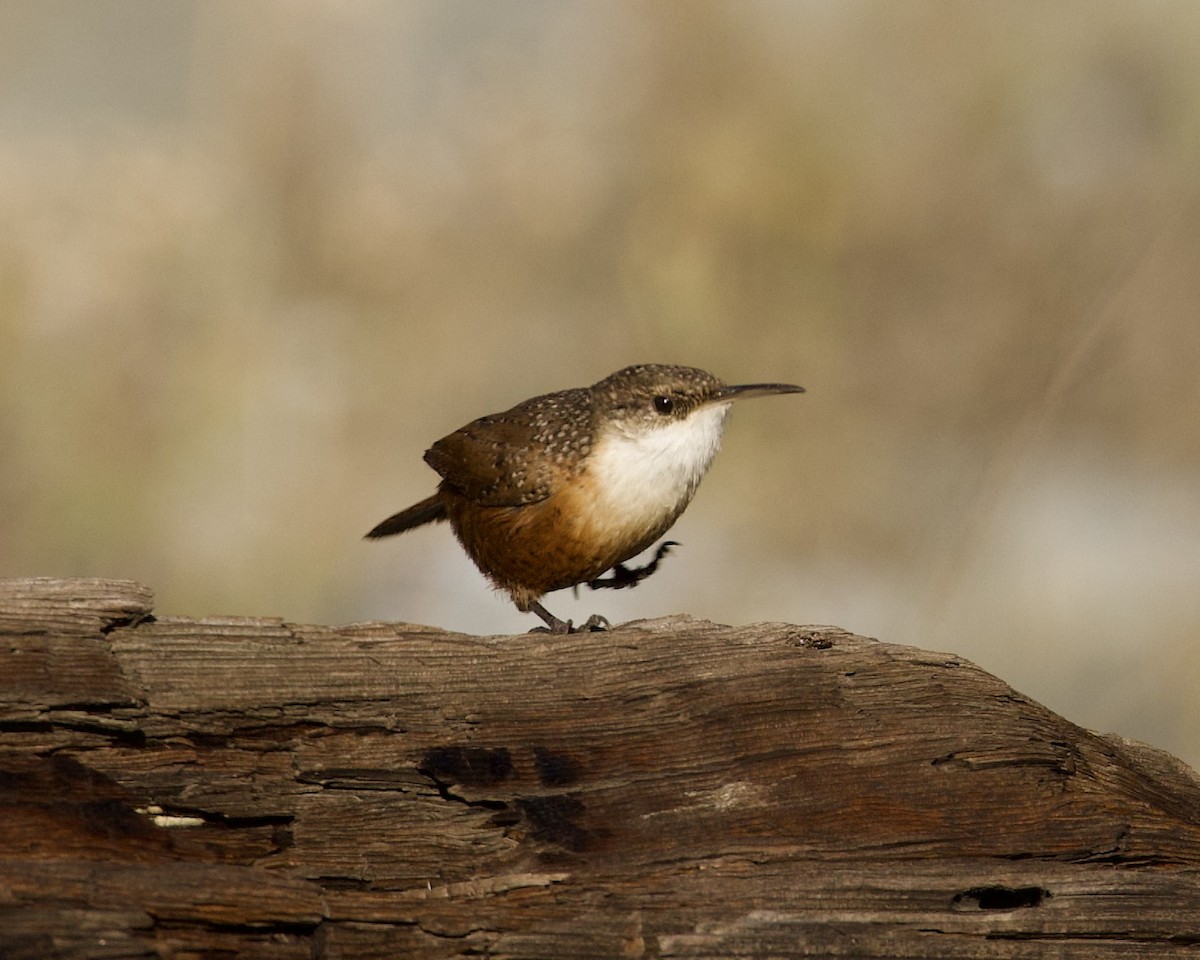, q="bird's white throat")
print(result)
[585,403,732,534]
